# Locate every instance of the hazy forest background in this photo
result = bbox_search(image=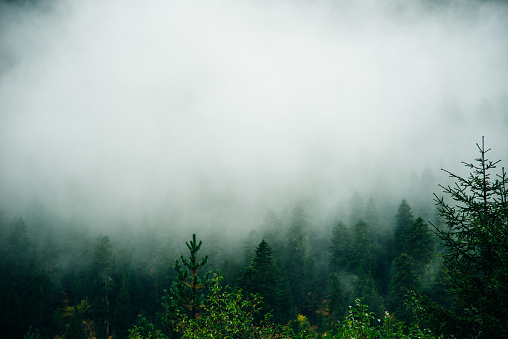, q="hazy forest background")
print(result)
[1,0,508,338]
